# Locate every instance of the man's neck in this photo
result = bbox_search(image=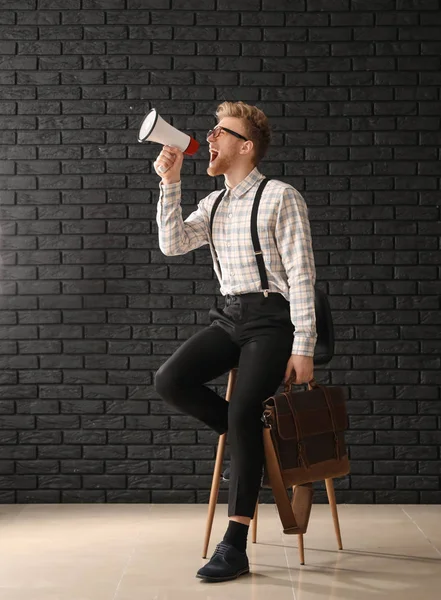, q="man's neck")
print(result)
[224,164,256,190]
